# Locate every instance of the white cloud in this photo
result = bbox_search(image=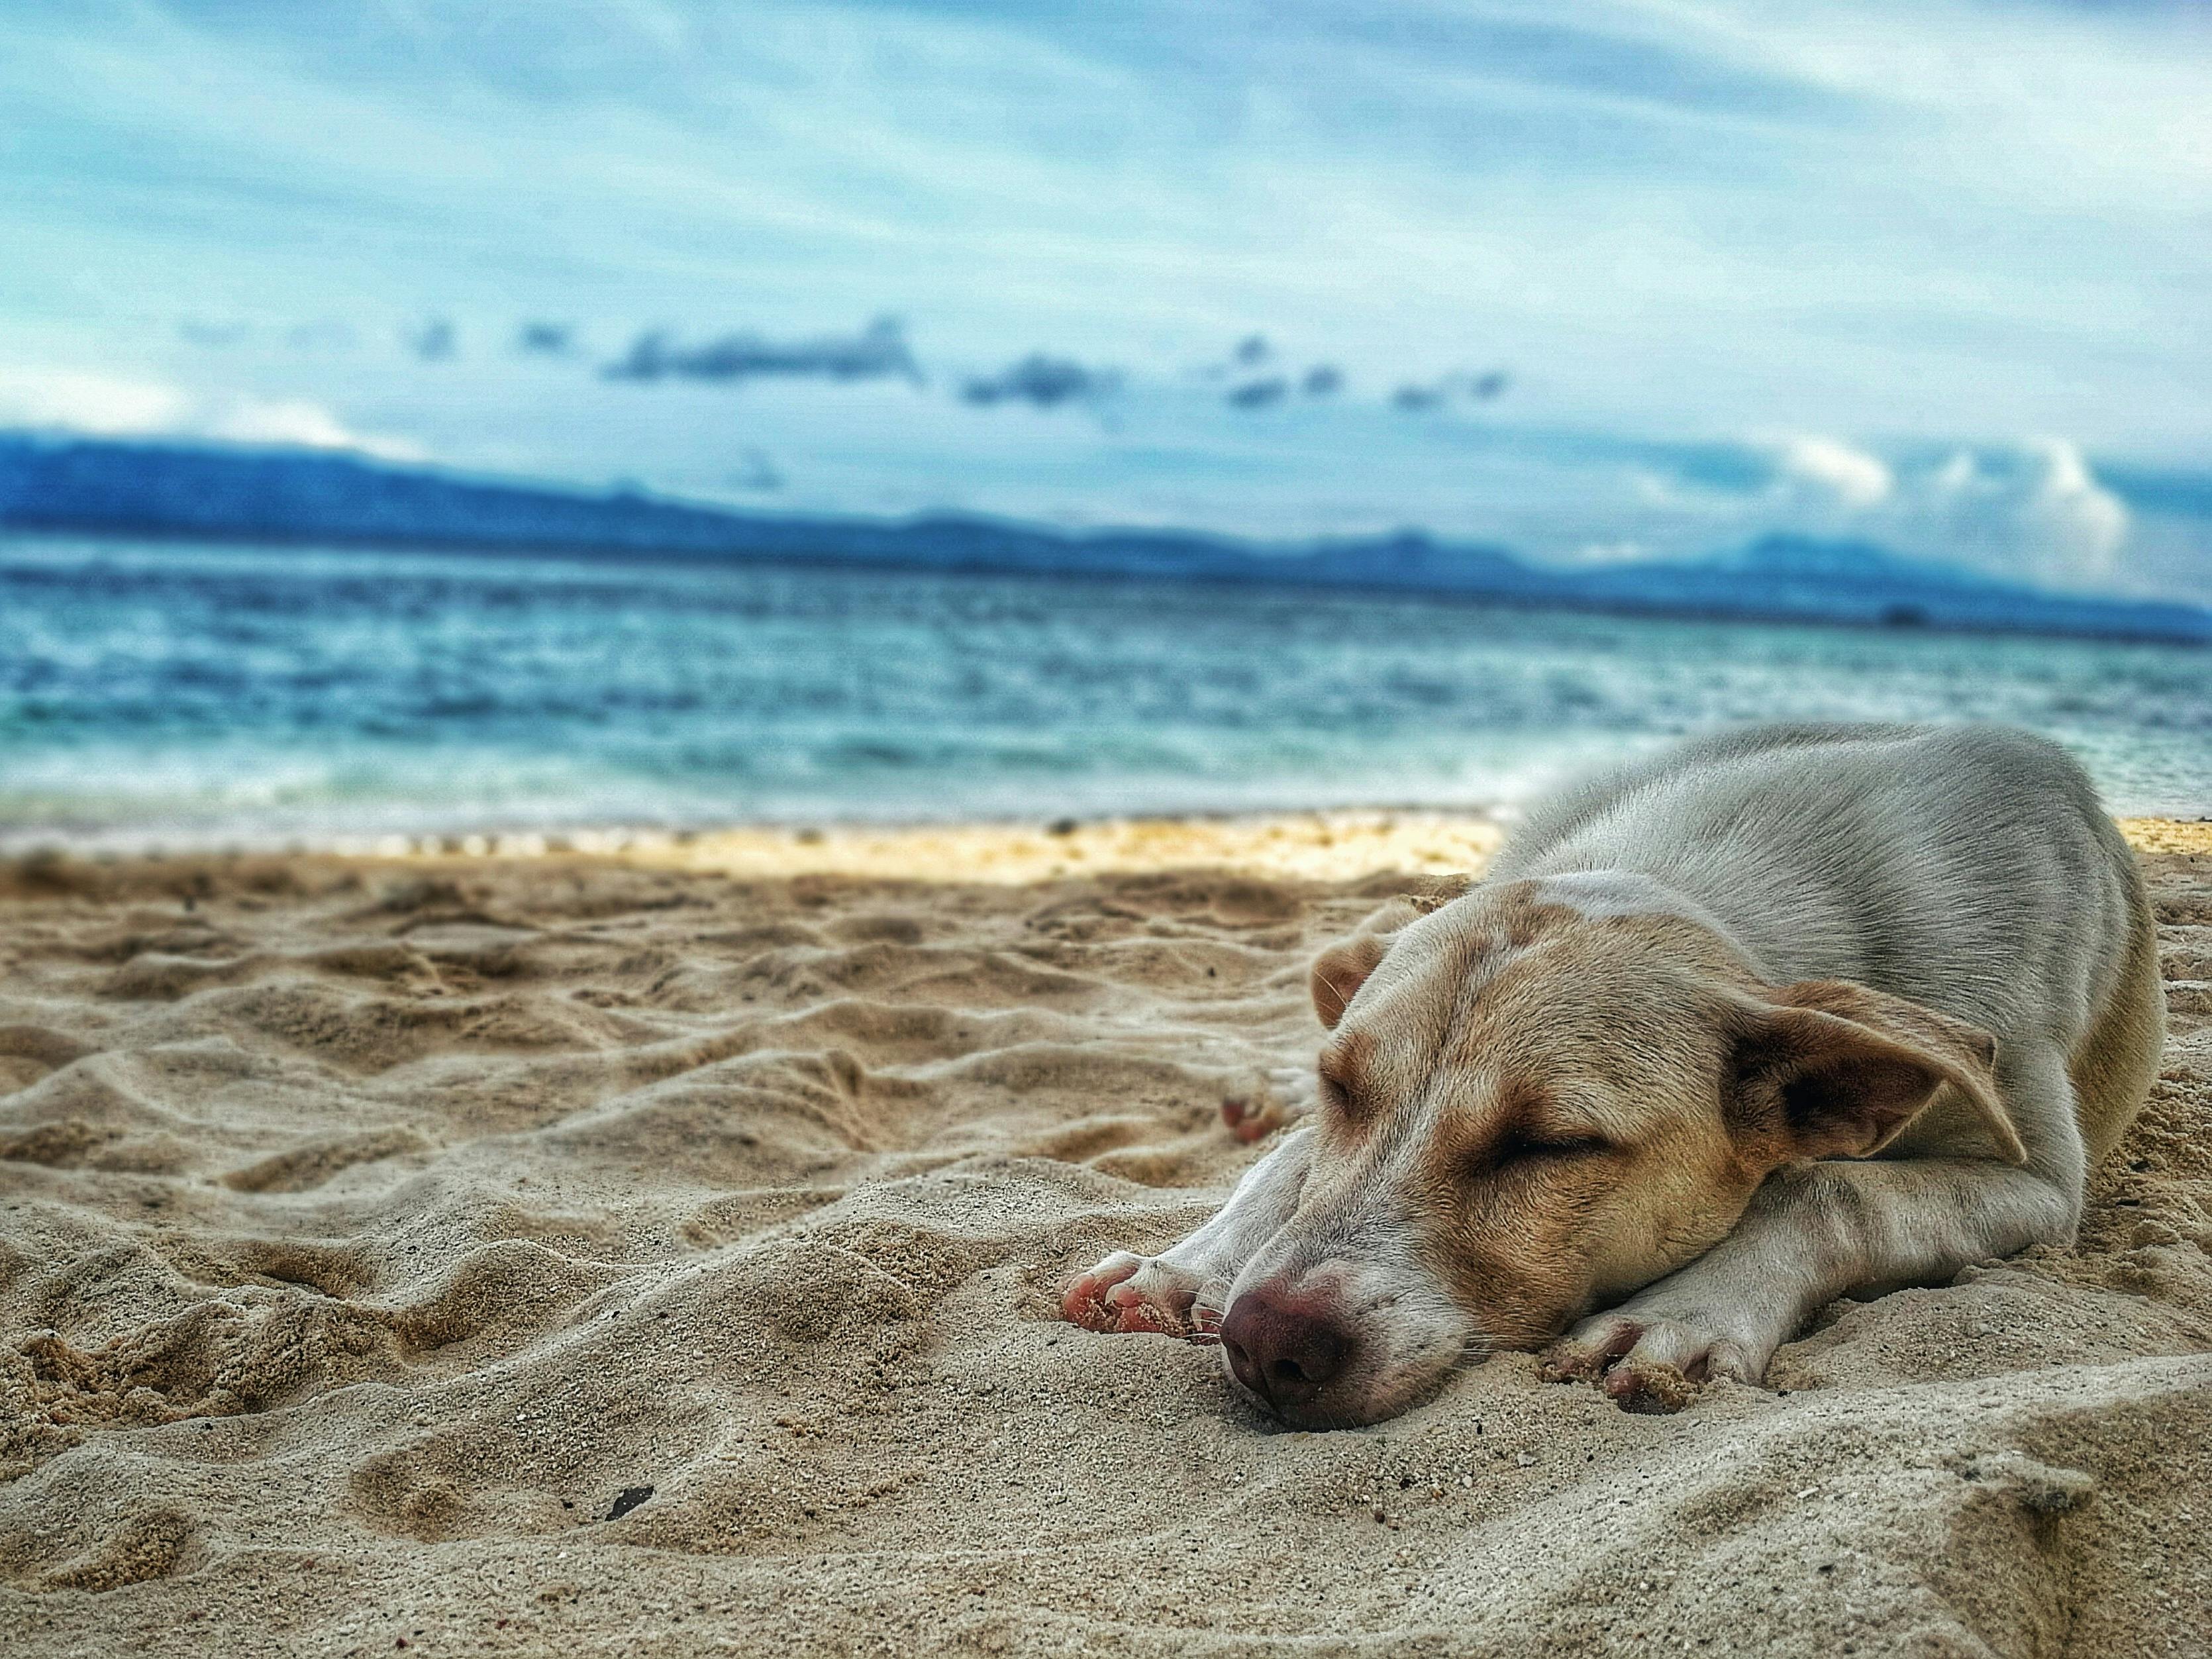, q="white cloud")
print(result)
[203,395,422,458]
[1908,438,2128,589]
[1741,432,2131,590]
[1776,435,1892,510]
[0,367,423,462]
[1560,538,1650,566]
[0,368,190,434]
